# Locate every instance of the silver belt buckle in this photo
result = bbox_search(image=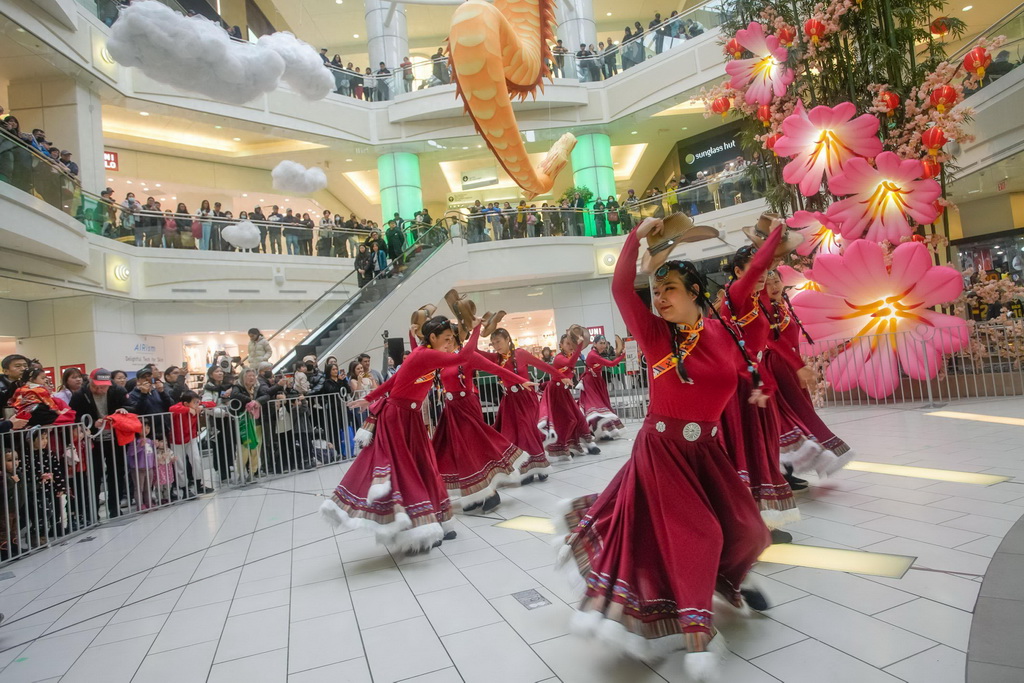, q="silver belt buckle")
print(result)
[683,422,702,442]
